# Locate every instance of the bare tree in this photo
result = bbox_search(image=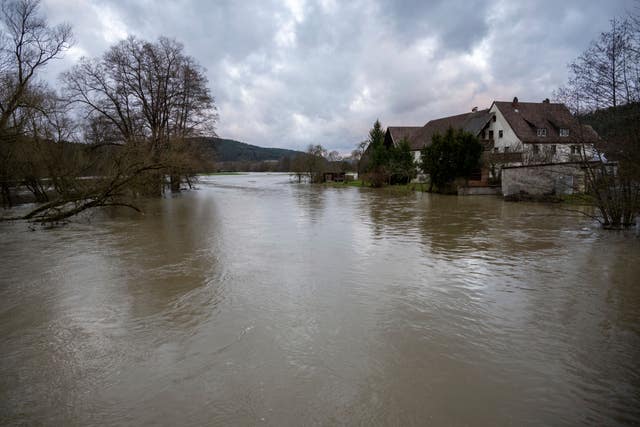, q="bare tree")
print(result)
[327,150,341,162]
[522,144,558,164]
[556,17,639,113]
[62,36,217,193]
[304,144,328,183]
[555,11,640,228]
[0,5,218,223]
[290,154,308,183]
[0,0,72,131]
[0,0,72,205]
